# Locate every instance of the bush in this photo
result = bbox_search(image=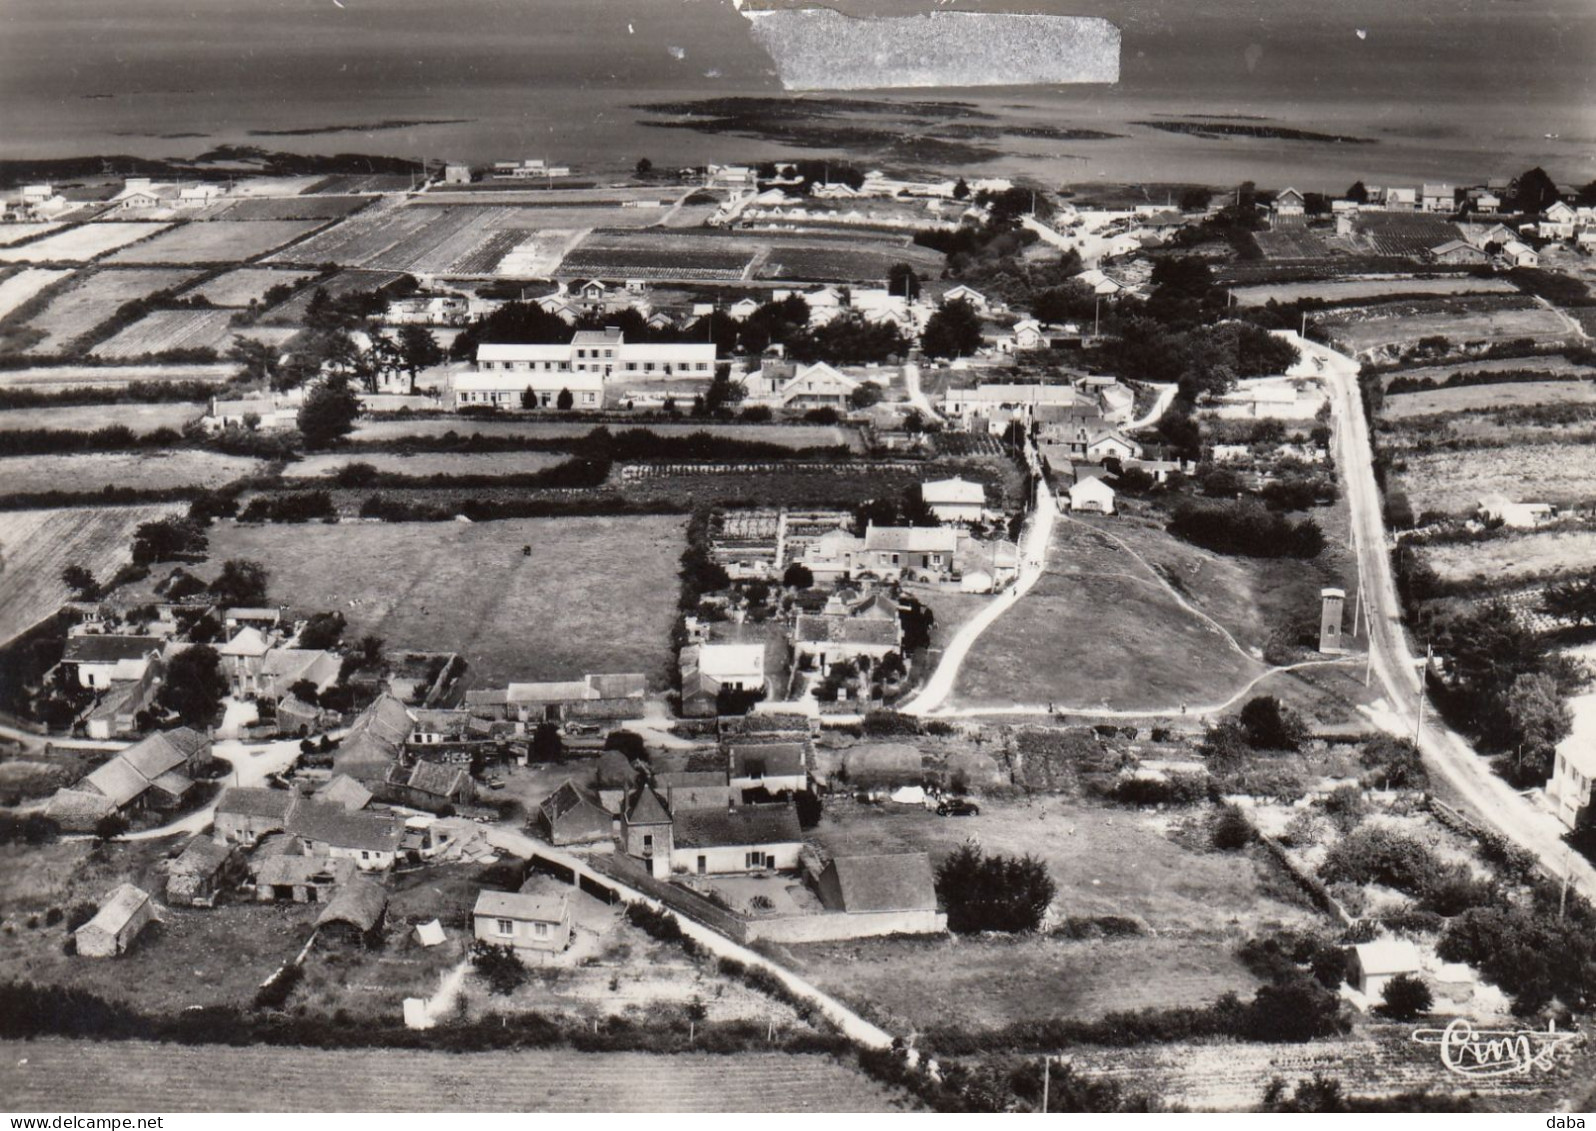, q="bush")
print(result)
[1319,826,1443,895]
[1169,498,1325,559]
[1212,805,1253,850]
[1378,973,1433,1021]
[603,730,646,761]
[935,844,1055,934]
[469,941,528,996]
[1109,772,1211,807]
[253,963,304,1010]
[1238,696,1307,751]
